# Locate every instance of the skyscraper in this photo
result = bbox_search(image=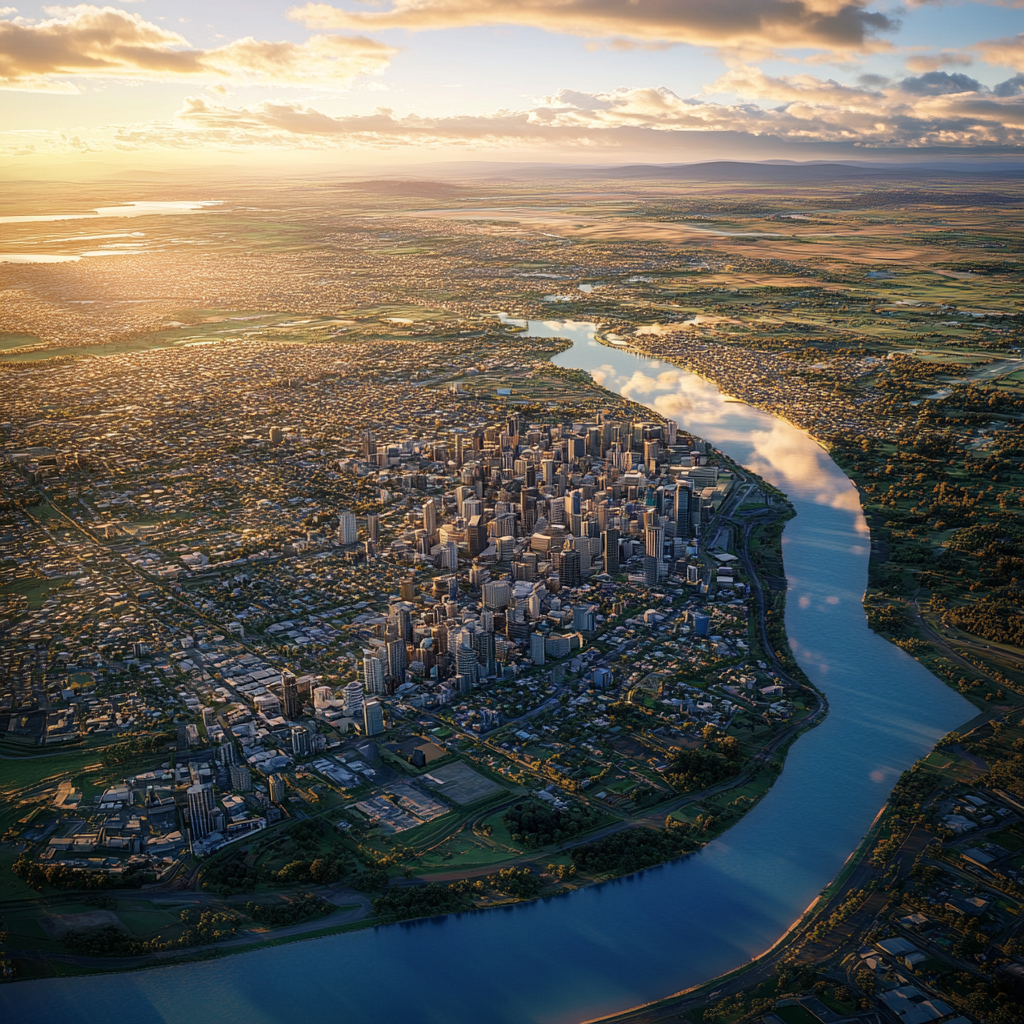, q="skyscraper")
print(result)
[187,783,215,841]
[268,773,286,803]
[361,429,377,462]
[386,638,407,682]
[674,485,692,538]
[338,511,358,545]
[602,528,620,574]
[282,672,299,719]
[363,654,386,695]
[422,497,438,537]
[291,725,311,758]
[559,548,582,588]
[342,679,364,718]
[363,699,384,737]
